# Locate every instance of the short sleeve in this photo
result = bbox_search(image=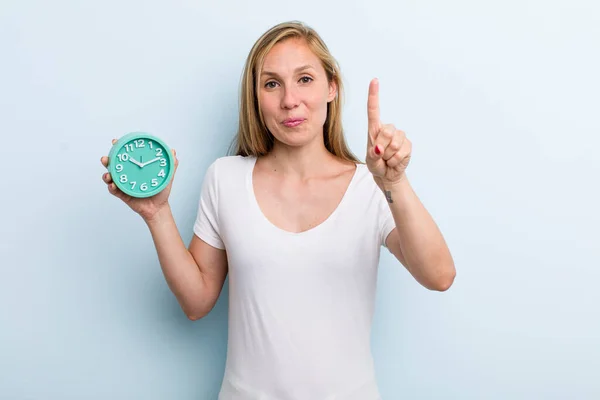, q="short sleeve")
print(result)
[193,160,225,250]
[378,190,396,248]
